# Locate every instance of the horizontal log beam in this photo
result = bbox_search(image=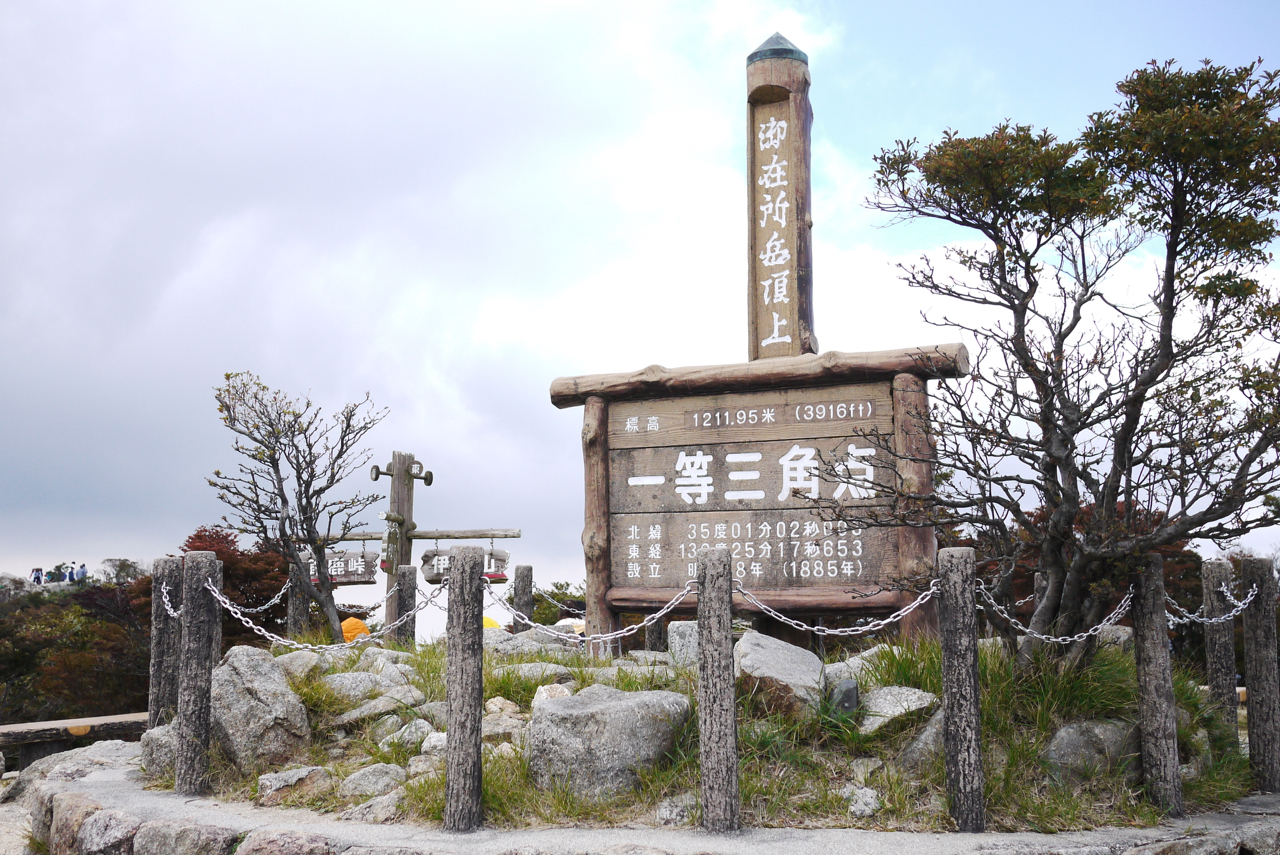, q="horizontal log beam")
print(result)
[324,529,522,543]
[605,586,906,615]
[550,344,969,409]
[0,712,148,747]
